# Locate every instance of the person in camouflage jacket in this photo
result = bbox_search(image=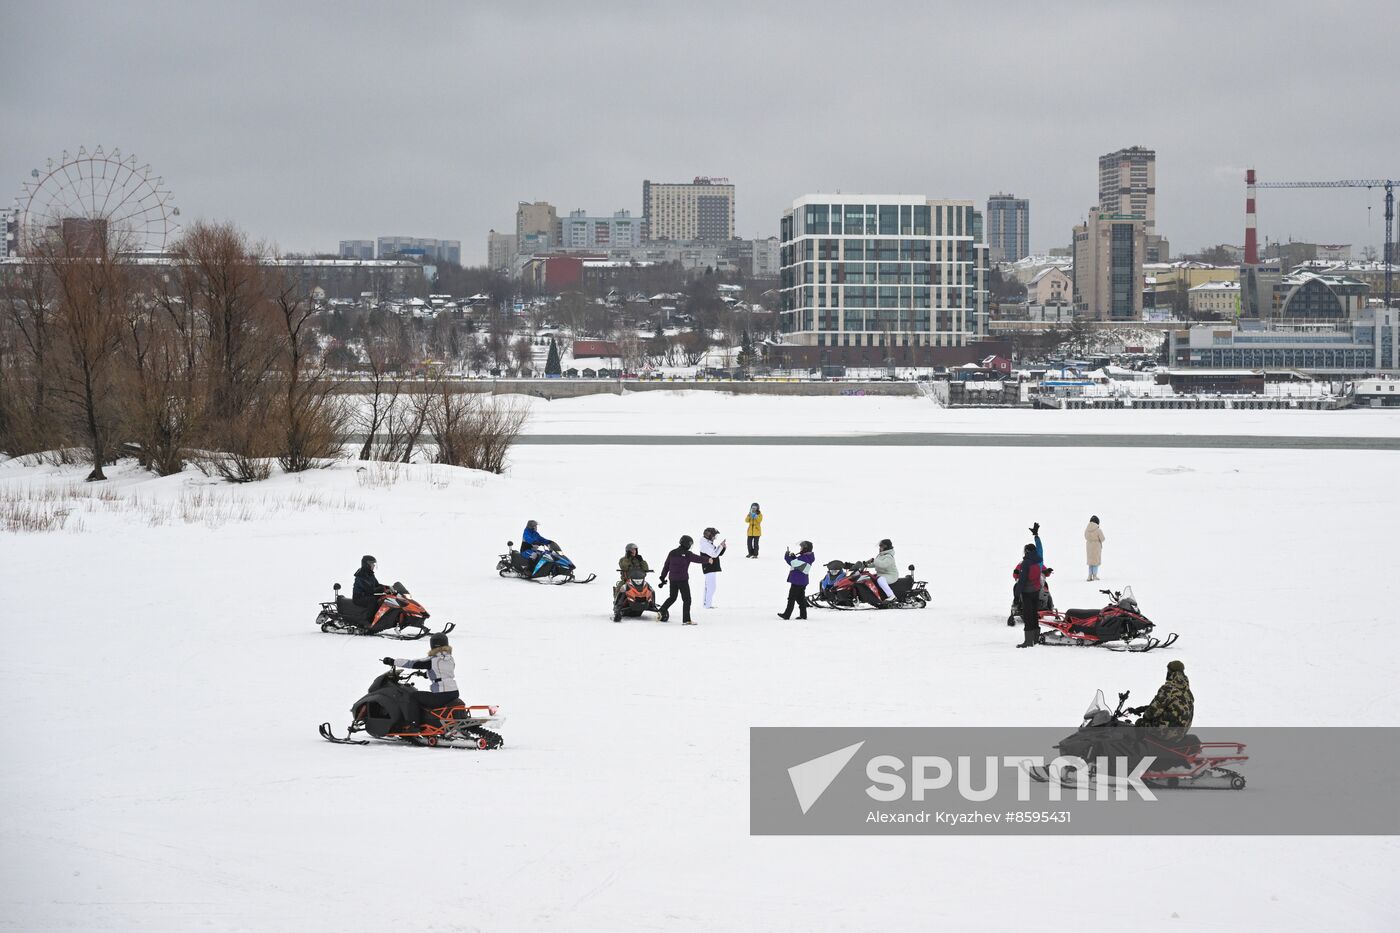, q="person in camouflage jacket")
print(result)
[1134,660,1194,742]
